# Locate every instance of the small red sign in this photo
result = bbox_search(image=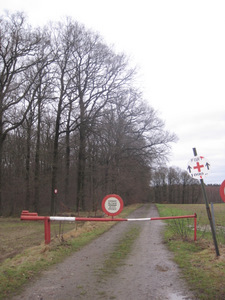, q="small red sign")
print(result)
[220,180,225,203]
[102,194,124,216]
